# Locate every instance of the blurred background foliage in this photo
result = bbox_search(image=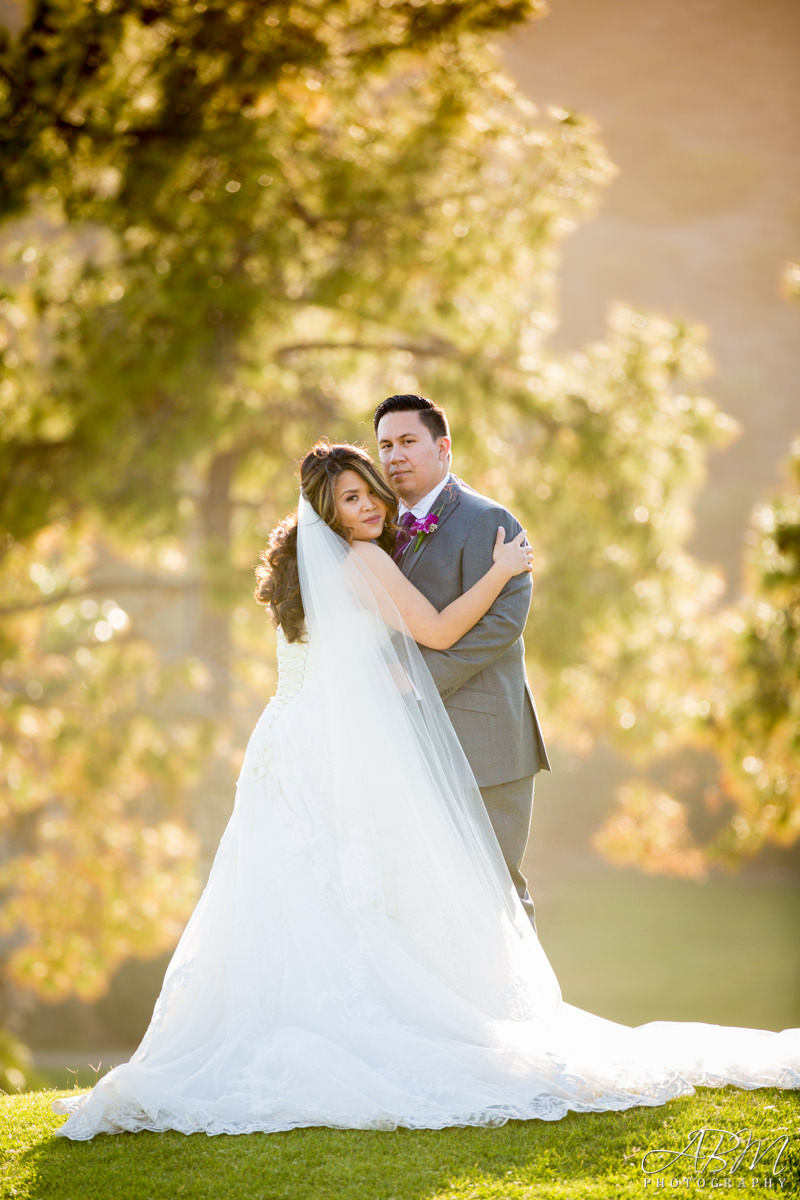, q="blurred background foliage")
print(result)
[0,0,797,1085]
